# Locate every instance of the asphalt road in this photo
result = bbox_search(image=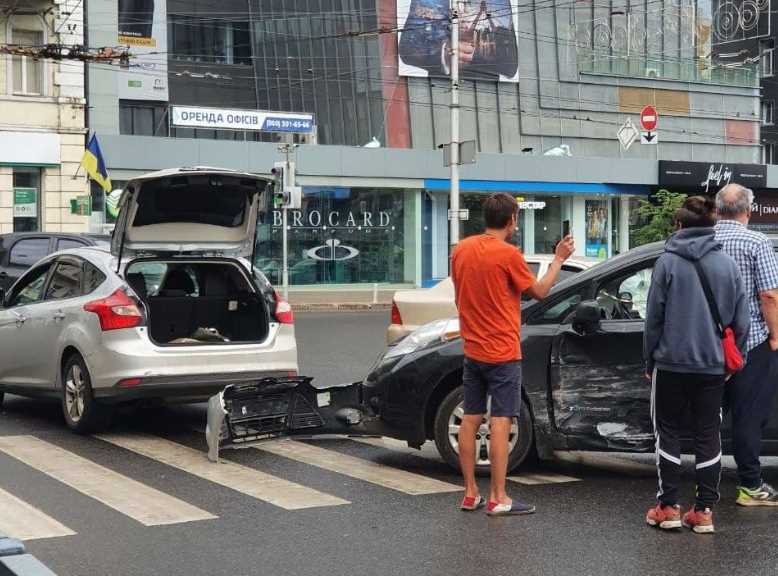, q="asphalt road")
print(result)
[1,311,778,576]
